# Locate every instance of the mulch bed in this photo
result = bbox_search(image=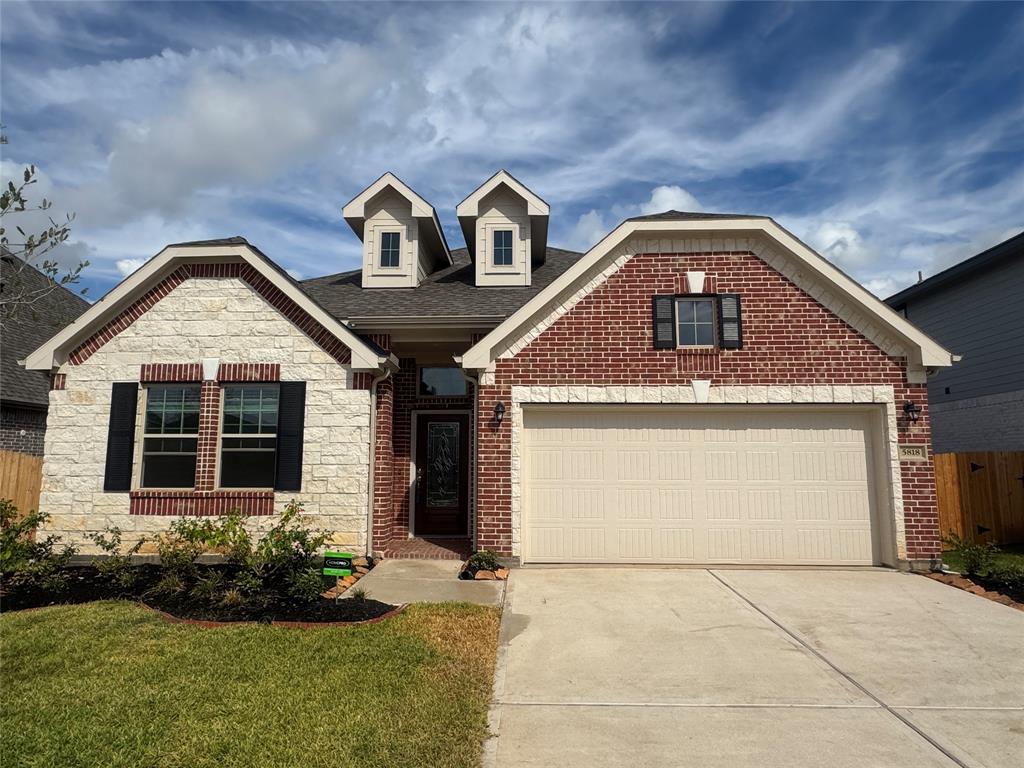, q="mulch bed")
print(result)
[1,563,397,624]
[926,572,1024,611]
